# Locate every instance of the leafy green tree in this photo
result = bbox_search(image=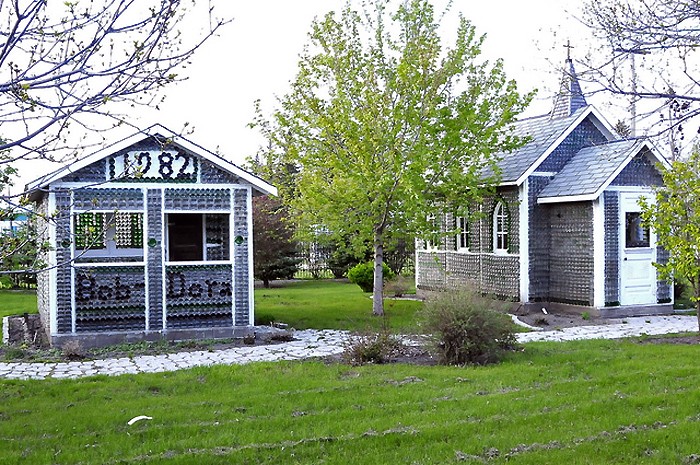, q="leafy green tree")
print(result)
[640,149,700,330]
[254,0,531,315]
[252,195,300,288]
